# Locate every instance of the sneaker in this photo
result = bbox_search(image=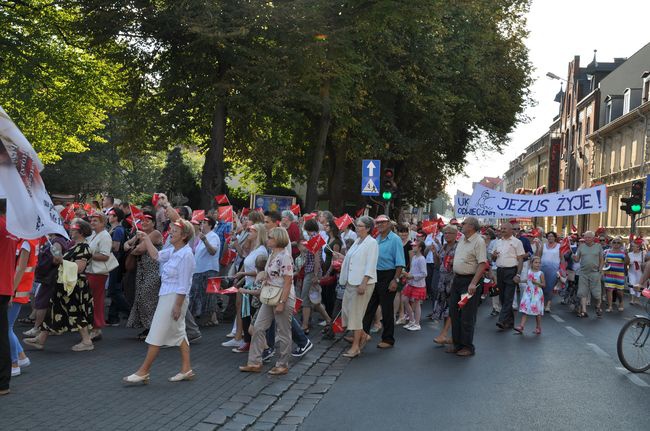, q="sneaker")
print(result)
[226,331,236,338]
[232,342,250,353]
[17,357,30,368]
[403,322,414,329]
[395,317,408,325]
[222,338,243,348]
[406,324,421,331]
[318,320,327,327]
[292,340,313,357]
[370,325,382,334]
[262,348,275,363]
[11,367,20,377]
[23,327,40,337]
